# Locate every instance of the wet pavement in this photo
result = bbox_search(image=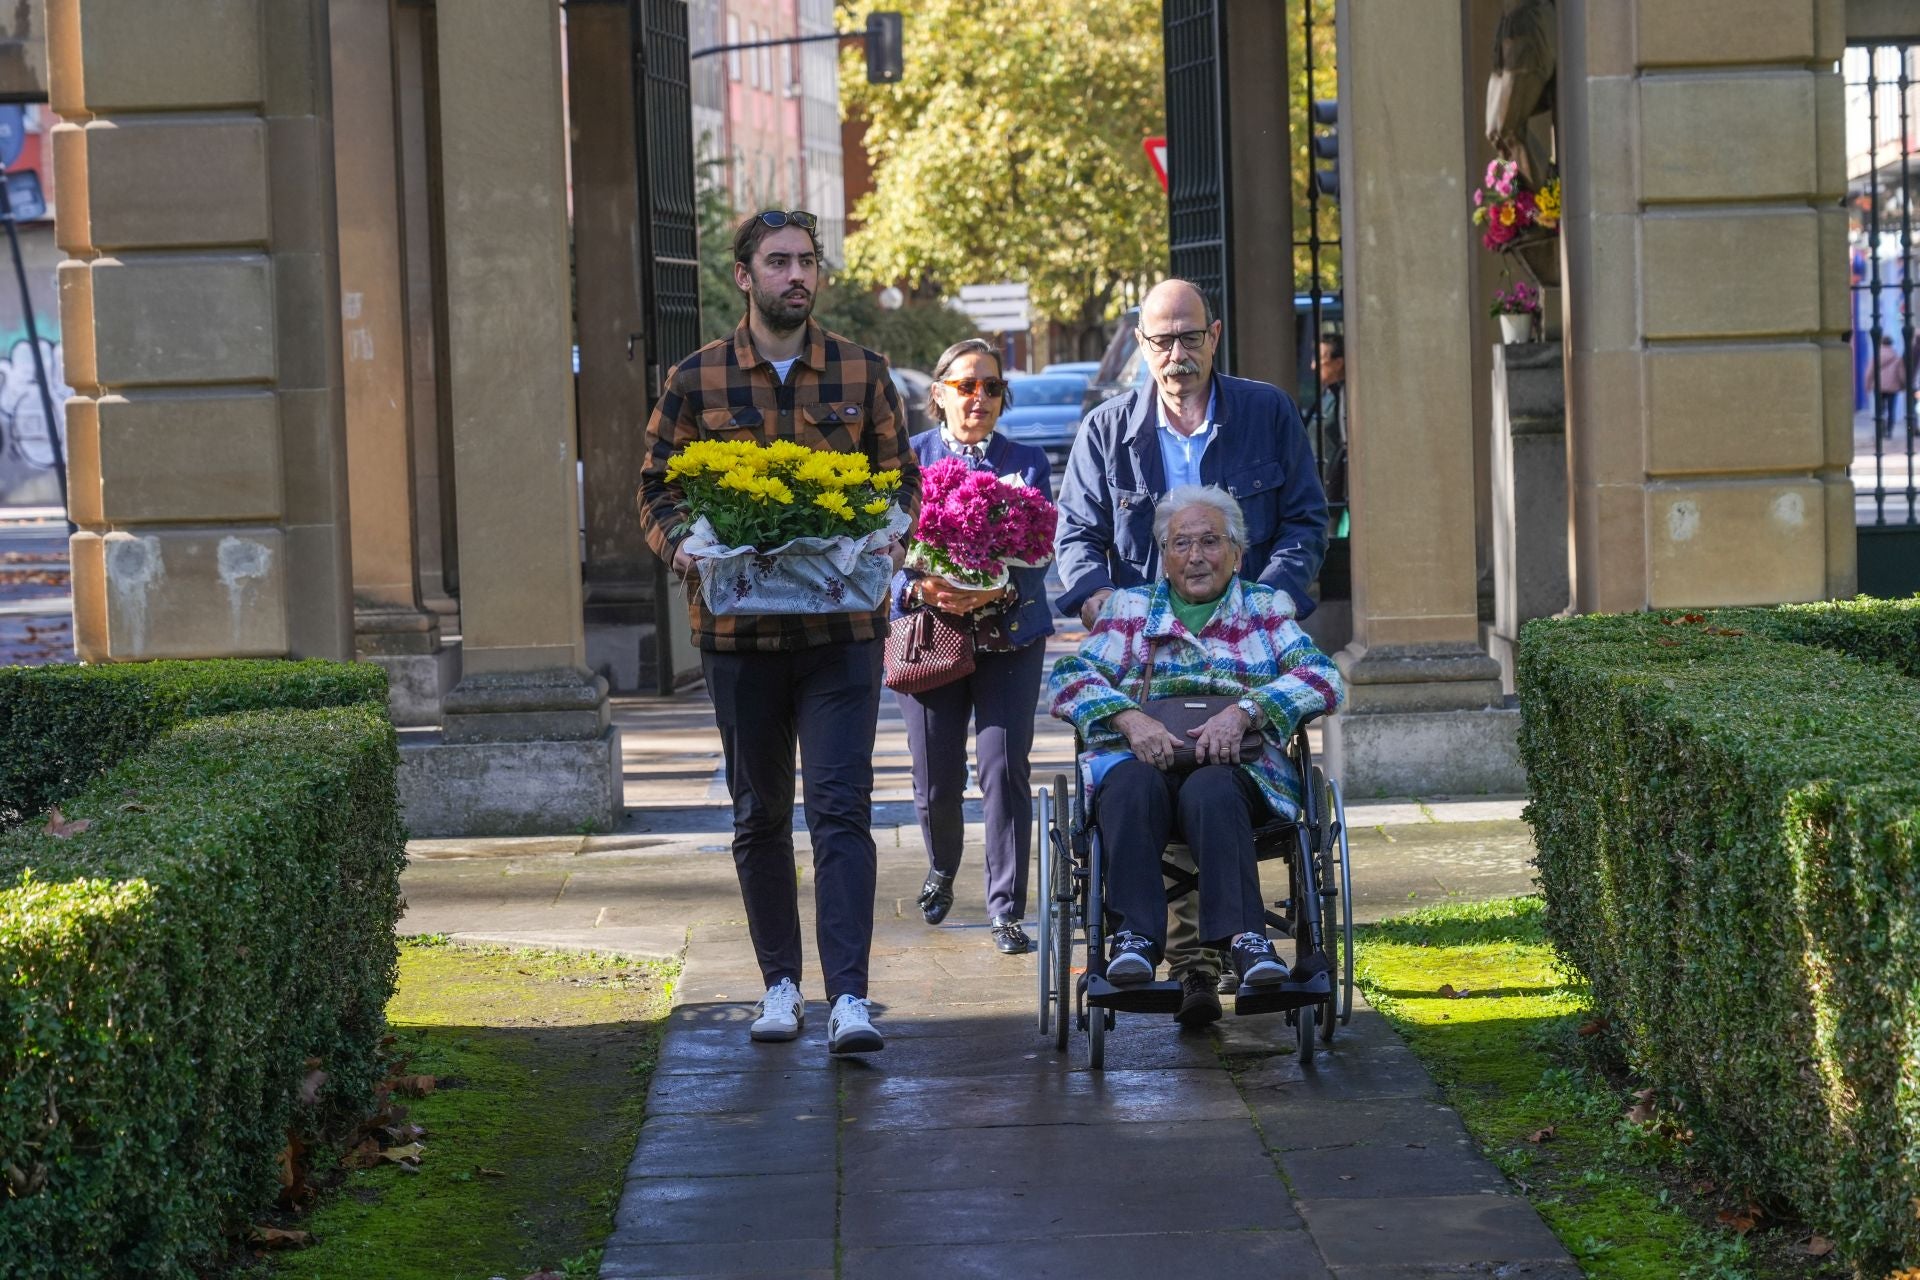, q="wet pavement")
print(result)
[399,680,1576,1280]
